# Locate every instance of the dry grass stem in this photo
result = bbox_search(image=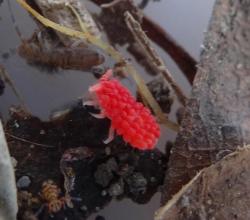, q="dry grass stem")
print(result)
[125,11,187,106]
